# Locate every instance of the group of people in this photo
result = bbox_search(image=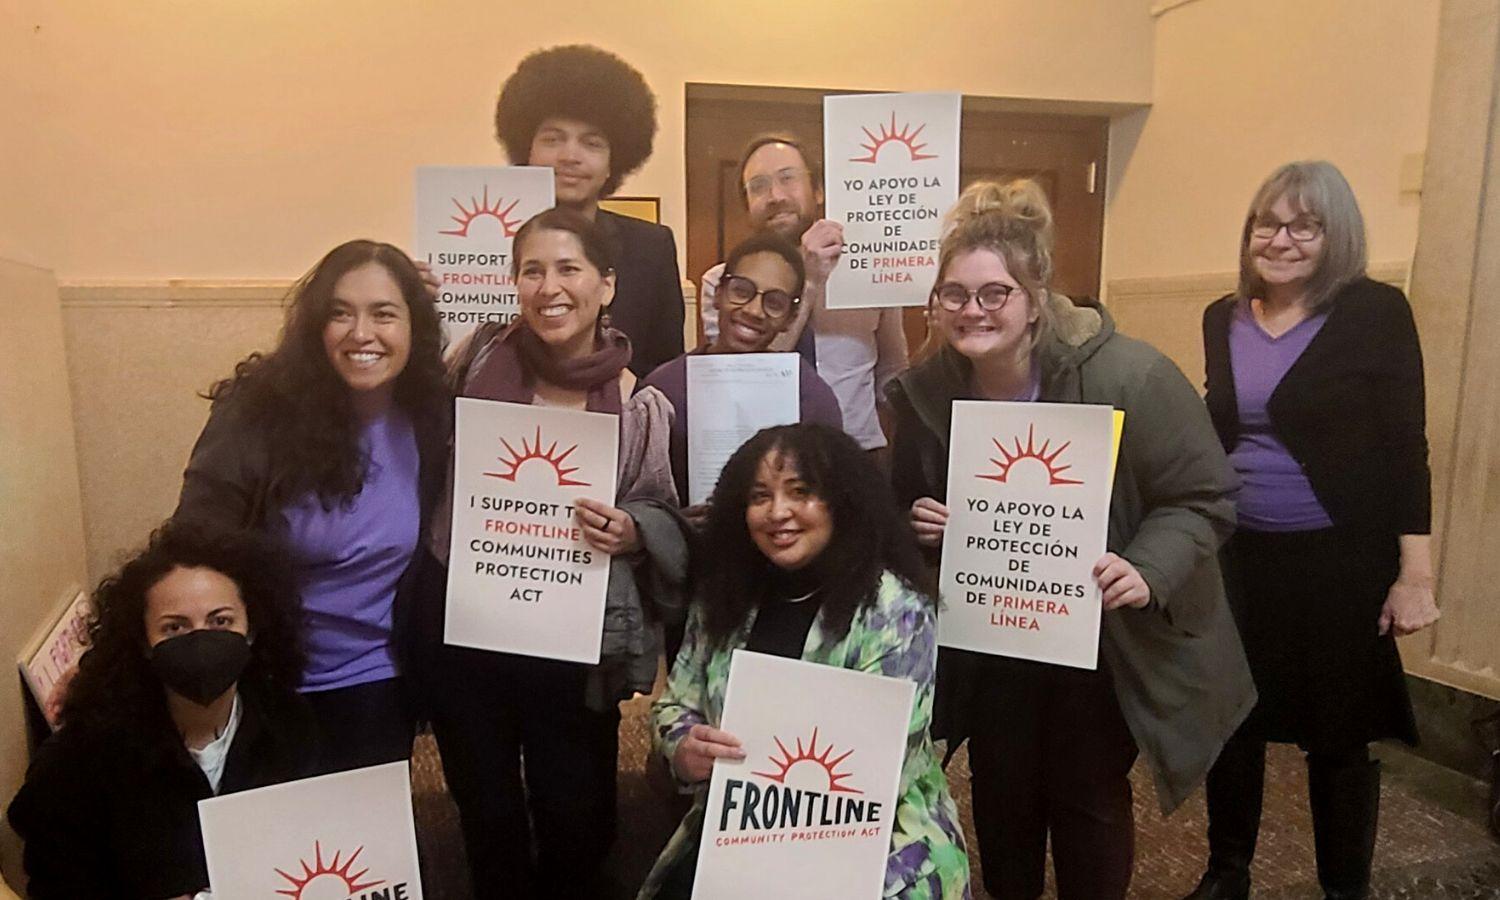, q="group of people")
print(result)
[6,43,1440,900]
